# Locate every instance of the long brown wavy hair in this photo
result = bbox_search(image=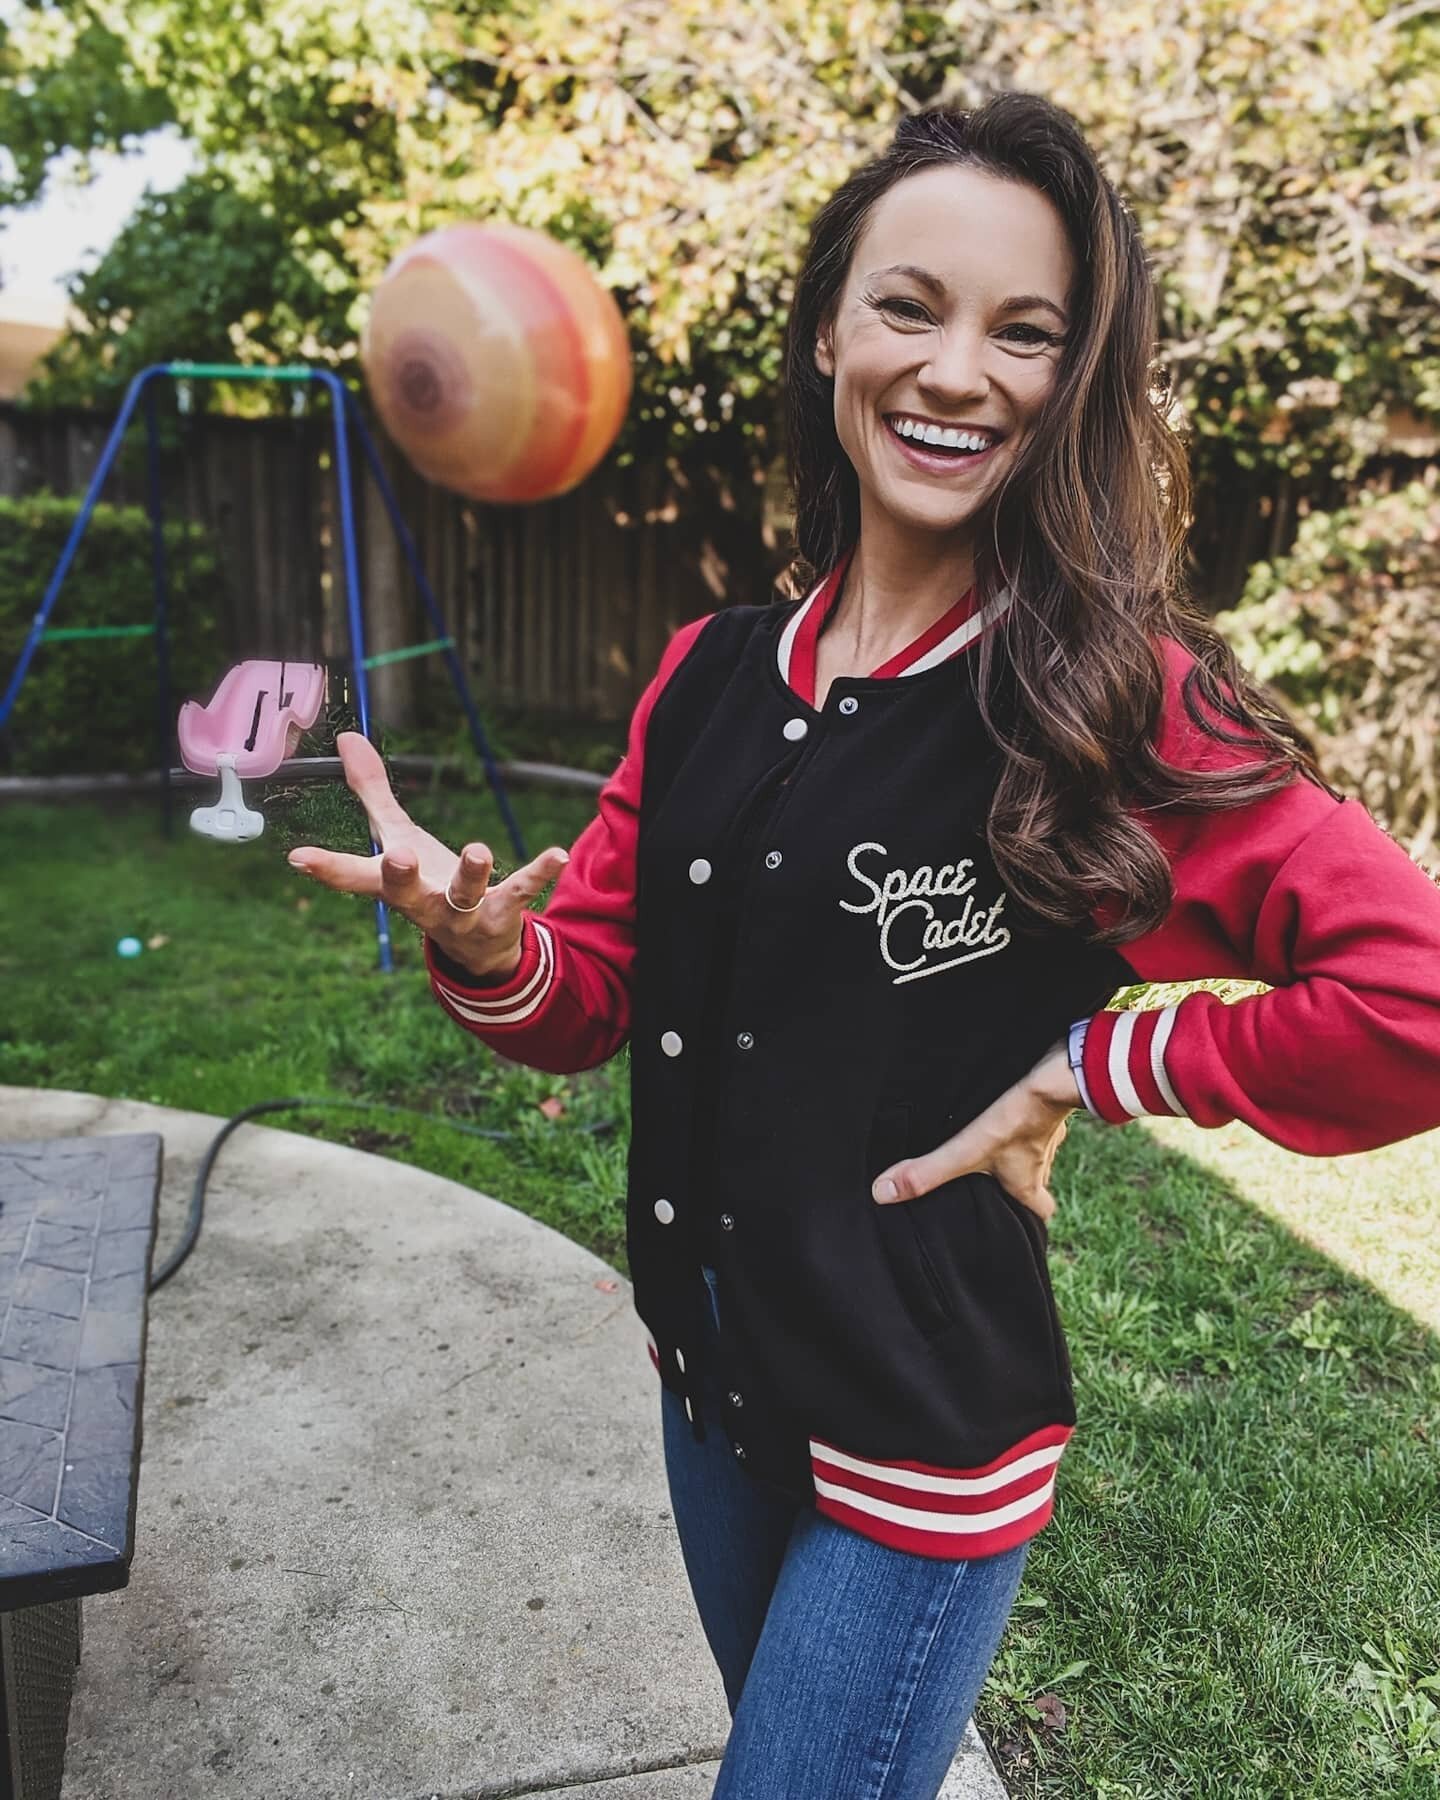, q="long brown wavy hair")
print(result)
[780,92,1343,945]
